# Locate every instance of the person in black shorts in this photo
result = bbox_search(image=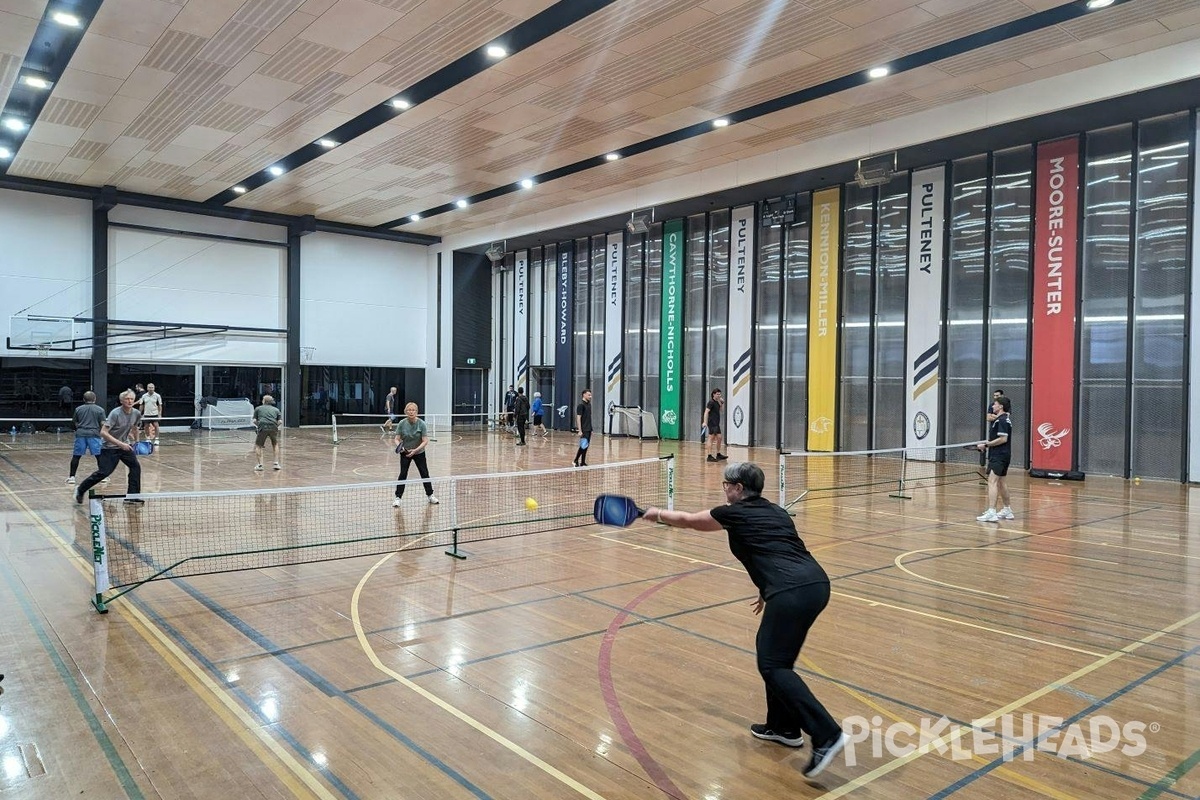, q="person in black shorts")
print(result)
[513,387,530,445]
[703,388,727,463]
[573,389,592,467]
[976,395,1013,522]
[642,462,848,780]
